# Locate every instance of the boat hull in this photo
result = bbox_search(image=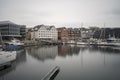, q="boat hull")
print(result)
[0,51,16,67]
